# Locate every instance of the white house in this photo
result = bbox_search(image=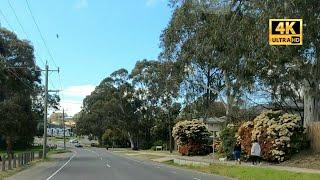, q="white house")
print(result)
[47,124,72,137]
